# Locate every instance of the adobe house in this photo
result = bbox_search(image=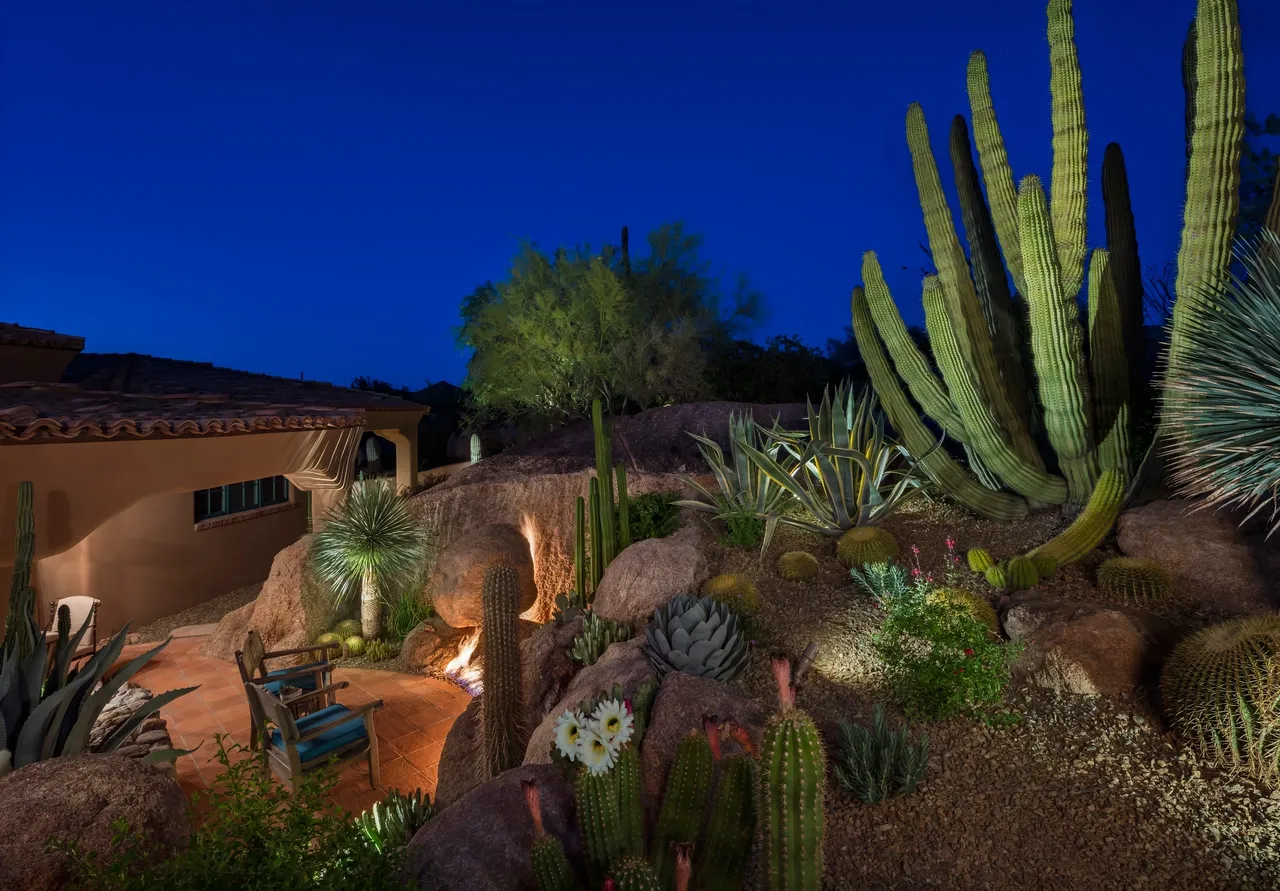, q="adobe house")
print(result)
[0,323,426,638]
